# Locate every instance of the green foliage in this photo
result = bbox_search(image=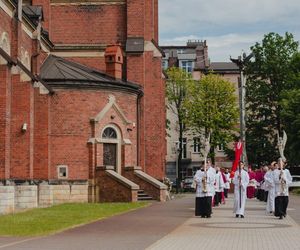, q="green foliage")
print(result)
[184,73,239,160]
[280,52,300,165]
[245,32,299,165]
[0,202,148,236]
[165,67,193,124]
[165,67,194,181]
